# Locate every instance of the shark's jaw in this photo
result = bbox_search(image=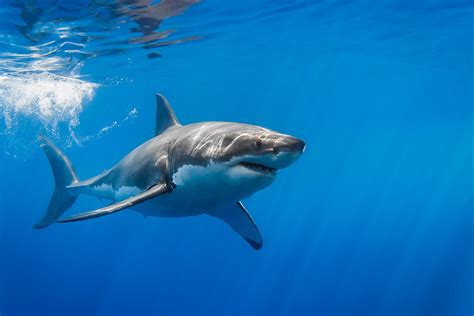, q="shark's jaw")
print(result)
[227,149,304,178]
[218,151,303,197]
[237,161,278,176]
